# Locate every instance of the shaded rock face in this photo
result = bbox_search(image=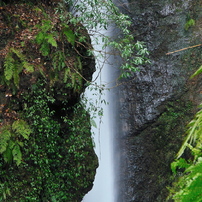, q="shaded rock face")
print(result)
[114,0,202,201]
